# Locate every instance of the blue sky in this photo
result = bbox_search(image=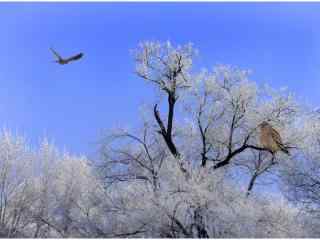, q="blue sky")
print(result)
[1,2,320,155]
